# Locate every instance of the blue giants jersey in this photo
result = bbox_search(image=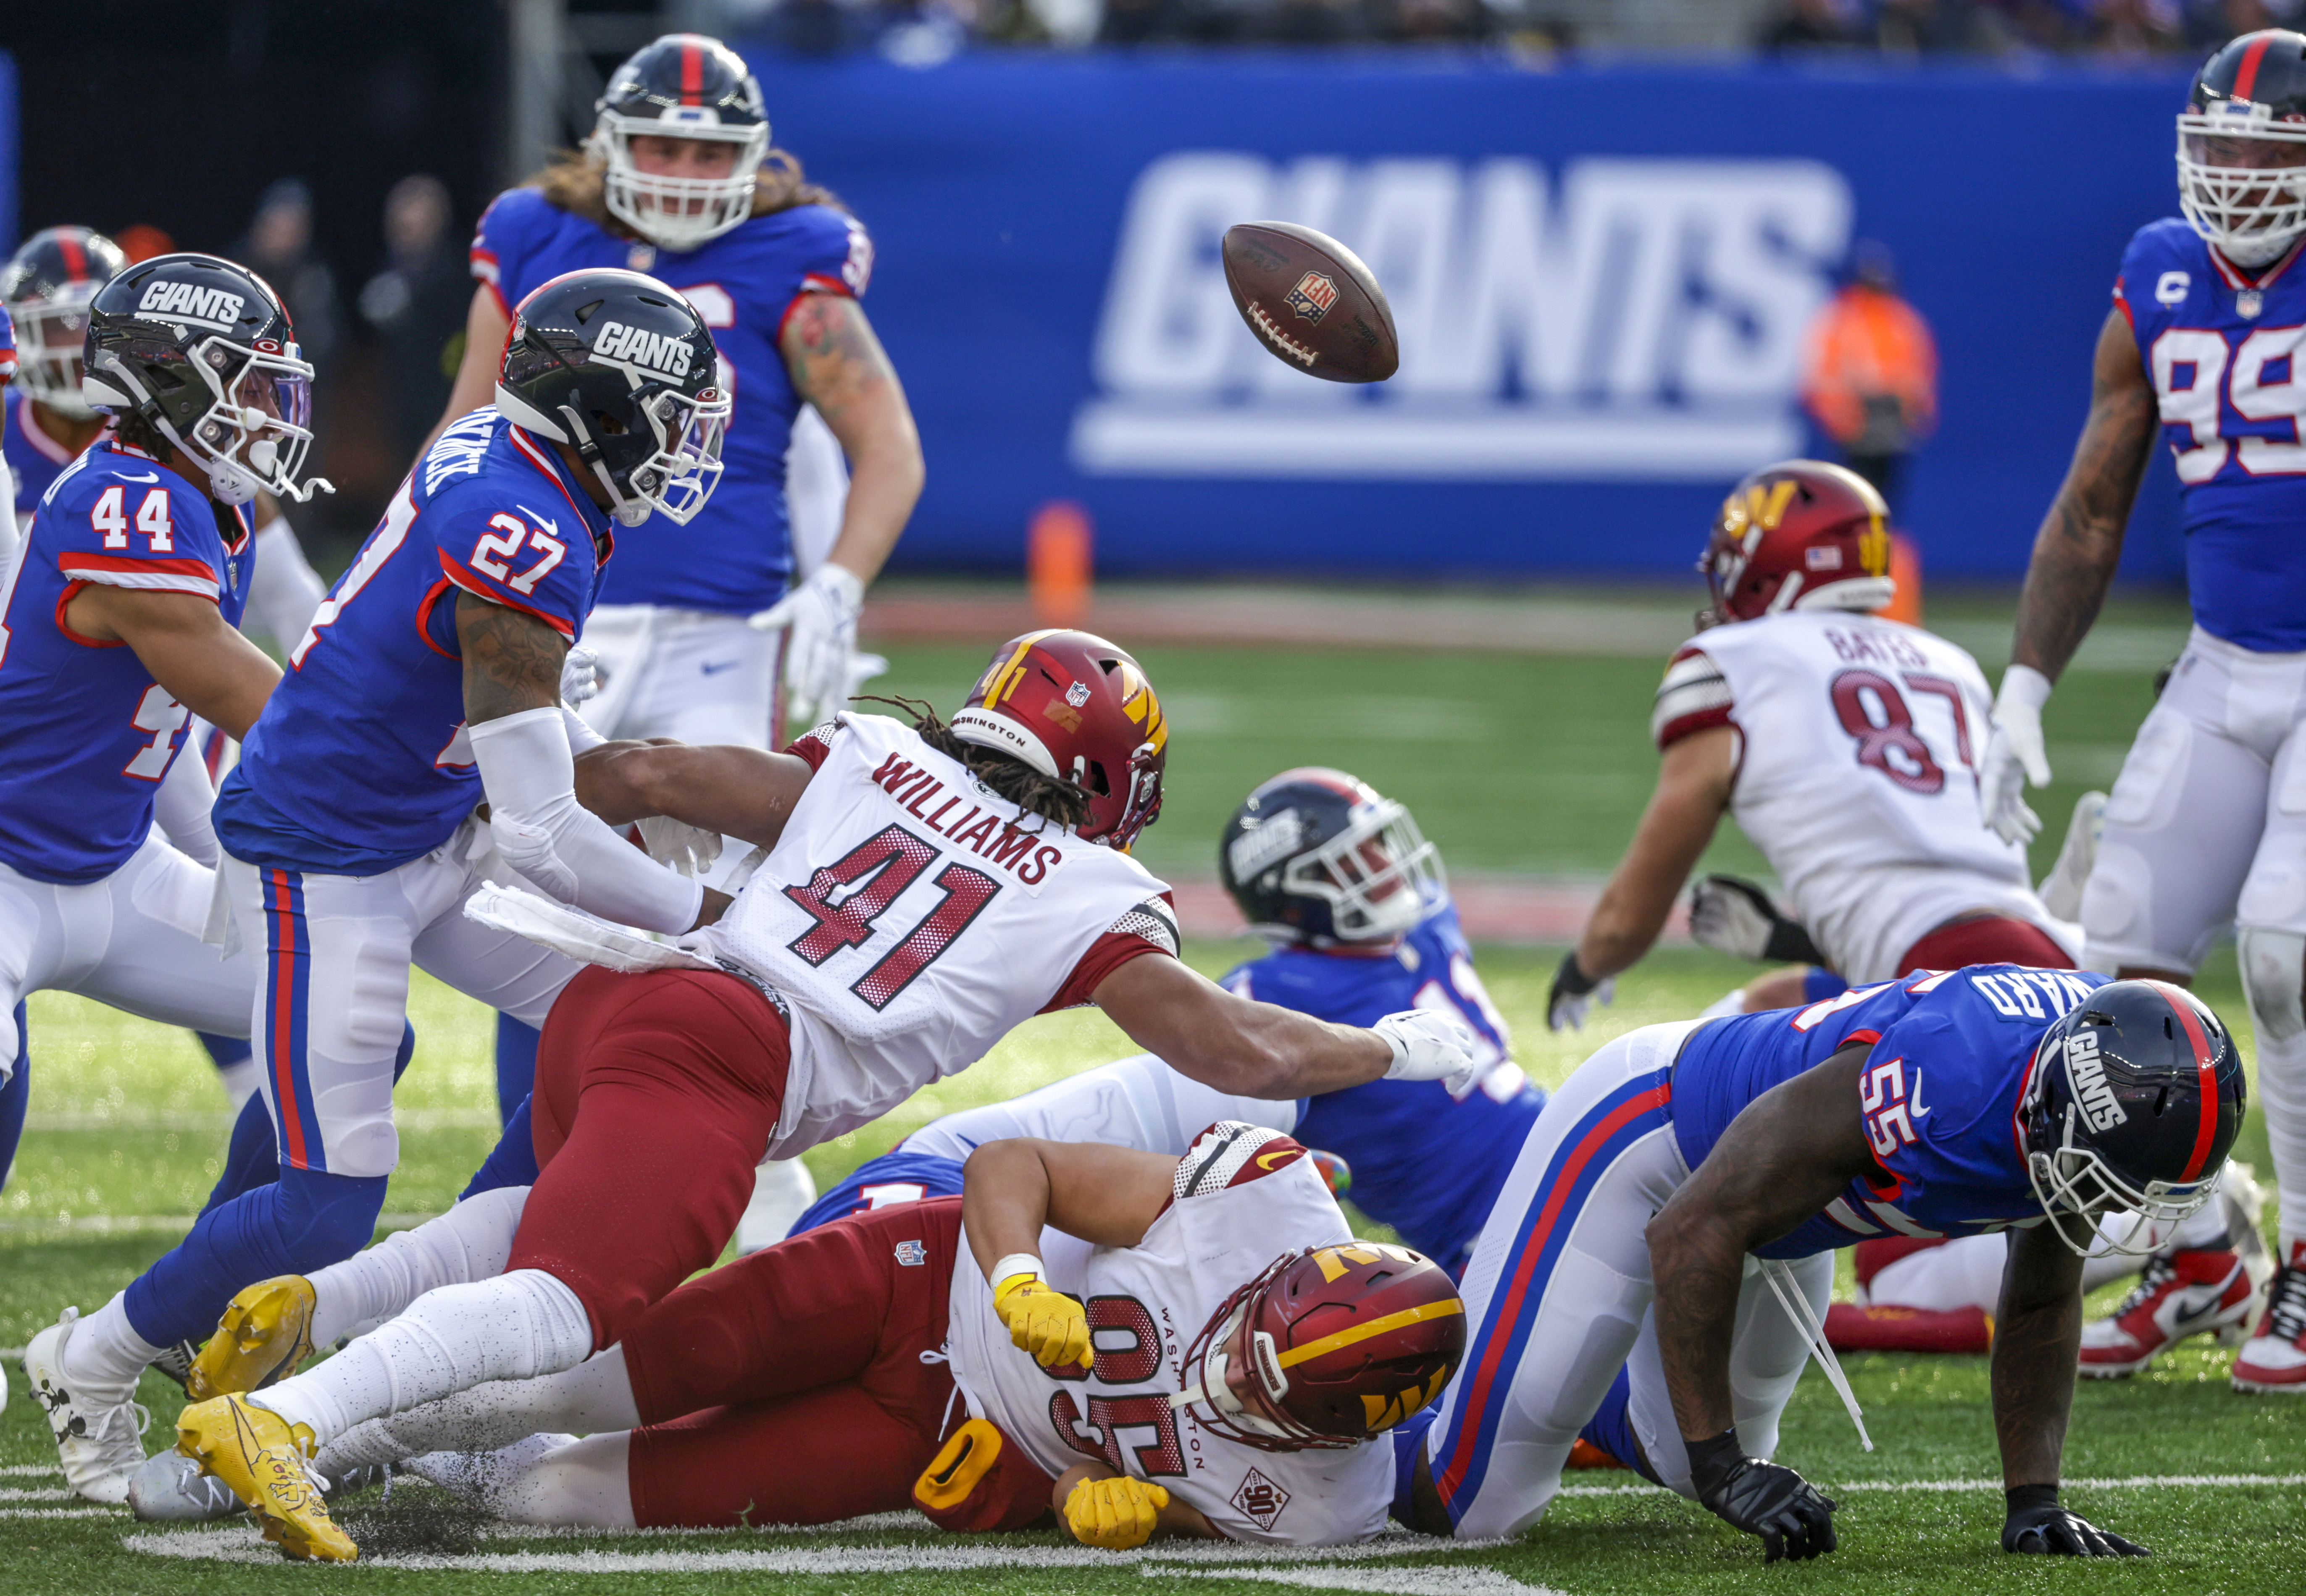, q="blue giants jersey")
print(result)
[1222,903,1545,1268]
[1672,964,2111,1258]
[216,409,612,876]
[0,441,251,883]
[471,186,872,614]
[2117,219,2306,651]
[7,390,83,520]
